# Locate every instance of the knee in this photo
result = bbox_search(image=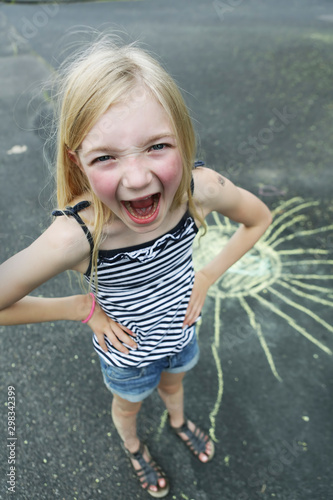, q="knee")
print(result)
[158,381,183,396]
[112,397,142,418]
